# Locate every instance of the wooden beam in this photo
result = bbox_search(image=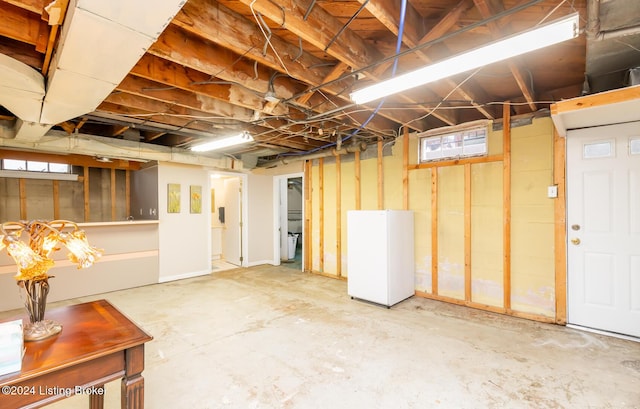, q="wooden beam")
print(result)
[297,62,350,106]
[464,163,472,302]
[415,291,557,324]
[41,0,69,75]
[363,0,493,121]
[550,84,640,116]
[473,0,537,110]
[235,0,437,130]
[0,2,43,46]
[377,139,383,209]
[148,27,399,134]
[0,149,141,171]
[58,121,75,134]
[553,127,567,324]
[176,0,328,91]
[502,103,512,311]
[75,117,89,131]
[336,153,342,278]
[409,154,503,170]
[3,0,44,14]
[125,65,276,118]
[111,125,130,137]
[431,168,439,295]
